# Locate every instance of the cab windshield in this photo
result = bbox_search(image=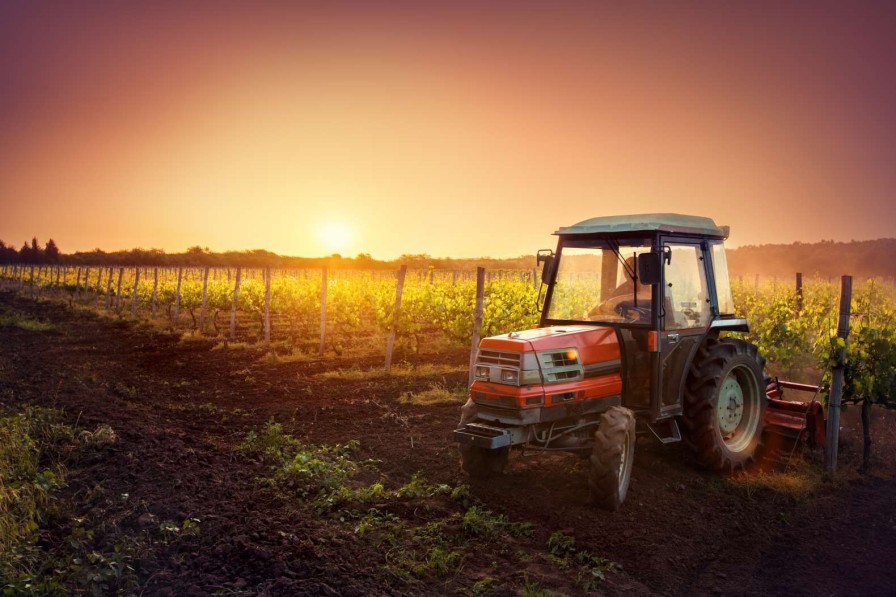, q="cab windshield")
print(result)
[545,242,653,324]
